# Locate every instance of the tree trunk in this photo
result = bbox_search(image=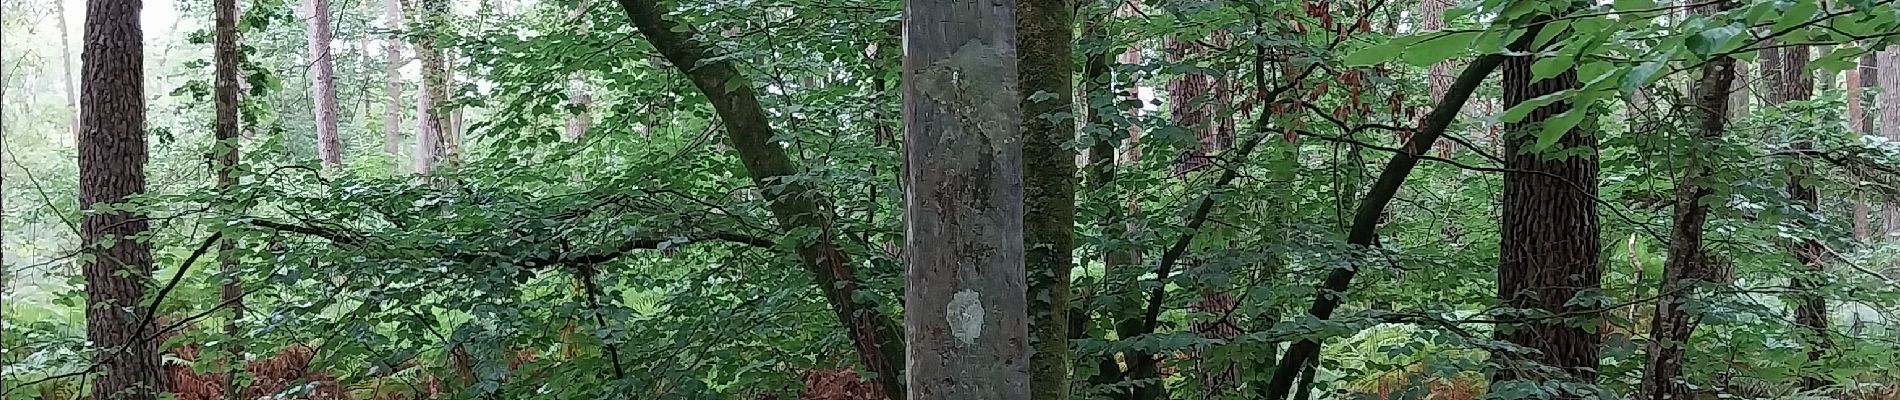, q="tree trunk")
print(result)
[1080,8,1143,398]
[903,1,1031,399]
[1492,15,1601,398]
[1769,44,1830,391]
[1850,55,1872,241]
[80,0,163,398]
[413,0,449,174]
[382,0,404,159]
[308,0,342,169]
[1637,4,1737,397]
[563,0,594,142]
[1728,62,1750,121]
[58,0,79,140]
[1019,0,1075,398]
[612,1,909,397]
[1880,49,1900,237]
[213,0,247,396]
[1418,0,1456,155]
[1166,26,1240,397]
